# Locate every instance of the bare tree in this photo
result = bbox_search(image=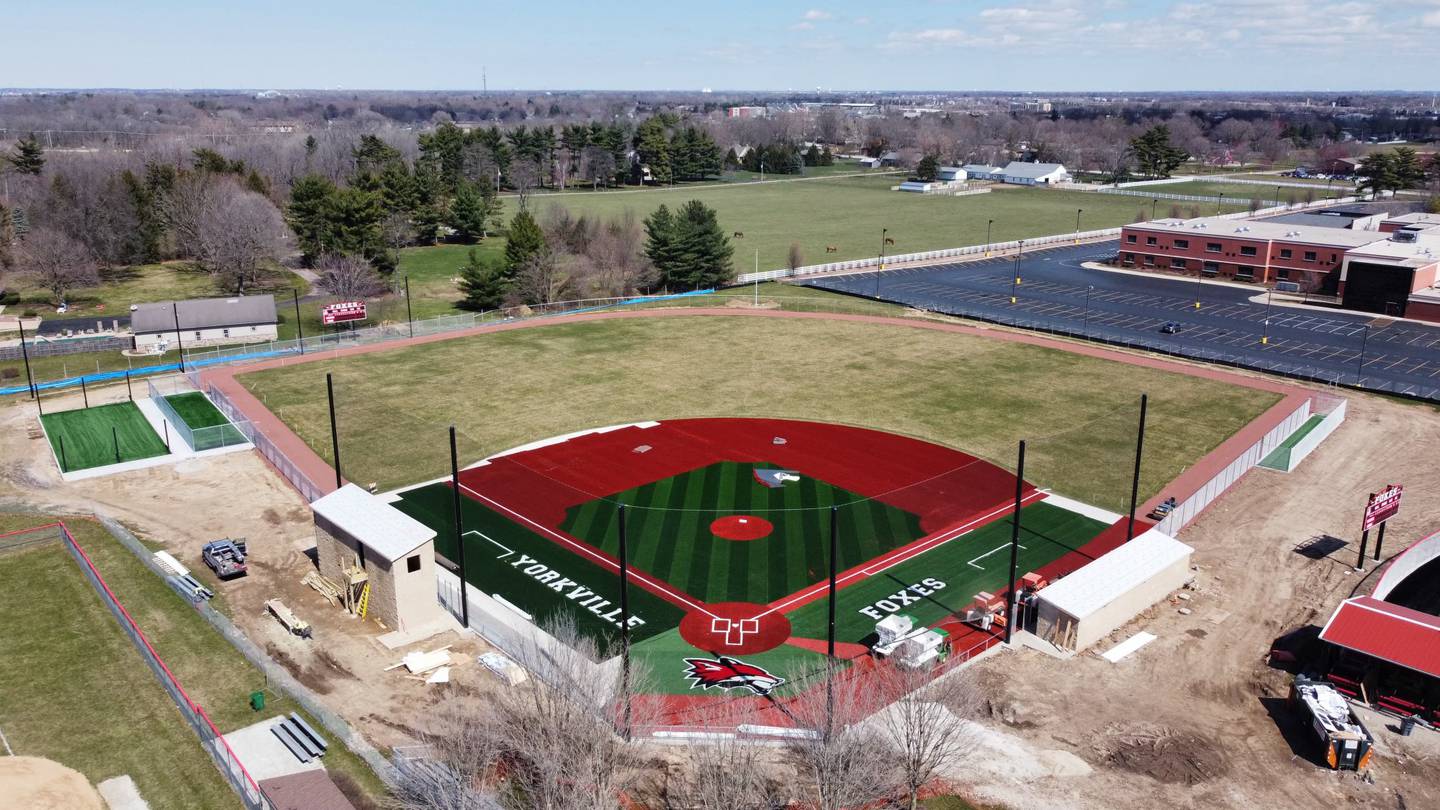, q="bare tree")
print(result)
[680,732,784,810]
[788,241,803,273]
[868,662,982,810]
[512,247,574,306]
[194,181,289,293]
[579,147,616,190]
[784,662,901,810]
[315,253,386,300]
[507,158,541,210]
[14,226,98,303]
